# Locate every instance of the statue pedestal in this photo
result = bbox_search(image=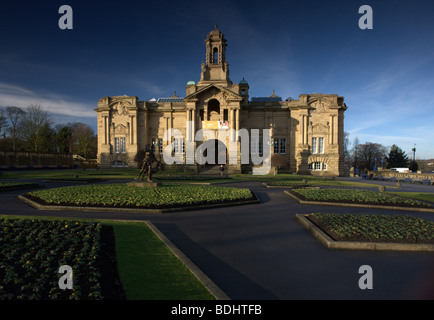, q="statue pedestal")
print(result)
[127,181,161,188]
